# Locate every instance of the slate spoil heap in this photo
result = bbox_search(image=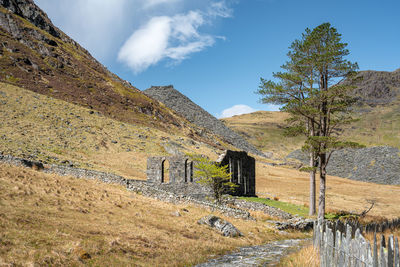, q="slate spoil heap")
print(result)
[144,85,264,157]
[287,146,400,185]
